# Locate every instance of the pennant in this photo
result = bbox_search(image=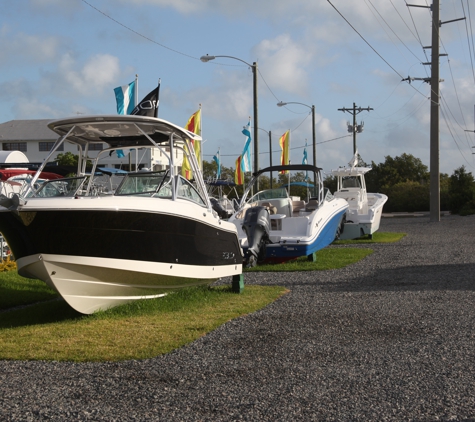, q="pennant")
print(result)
[213,150,221,179]
[241,119,252,173]
[131,83,160,117]
[279,130,290,174]
[181,109,202,180]
[349,149,359,170]
[235,156,244,185]
[302,142,308,180]
[114,81,136,115]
